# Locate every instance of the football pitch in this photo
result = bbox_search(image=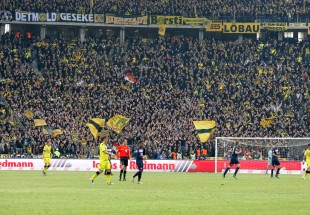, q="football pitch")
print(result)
[0,171,308,215]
